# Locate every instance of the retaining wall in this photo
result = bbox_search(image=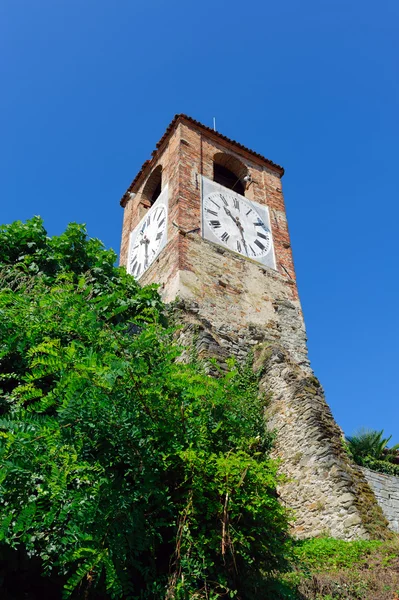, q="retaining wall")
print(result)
[361,467,399,533]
